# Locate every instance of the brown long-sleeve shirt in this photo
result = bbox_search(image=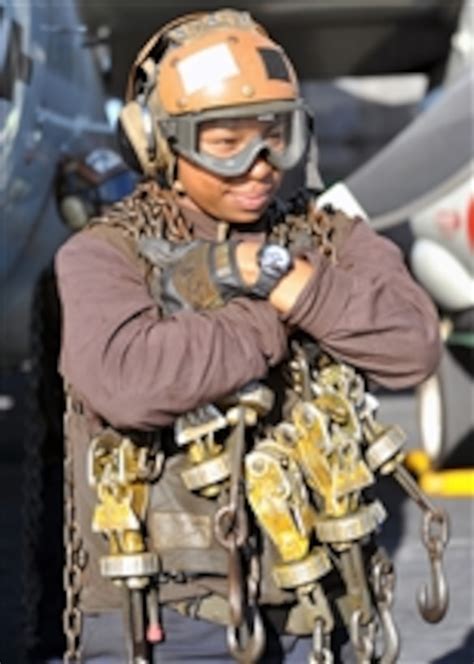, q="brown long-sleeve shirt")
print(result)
[55,202,441,430]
